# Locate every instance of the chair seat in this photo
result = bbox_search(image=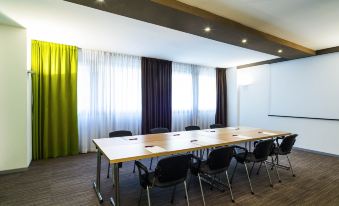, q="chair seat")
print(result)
[140,172,186,189]
[235,152,256,163]
[191,161,227,176]
[235,152,268,163]
[271,146,290,156]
